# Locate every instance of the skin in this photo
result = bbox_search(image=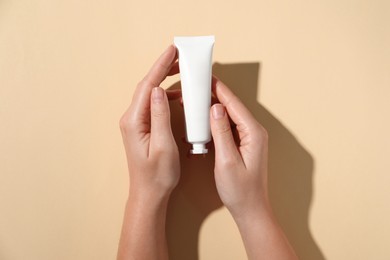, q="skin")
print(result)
[210,77,298,260]
[117,45,298,260]
[117,45,179,260]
